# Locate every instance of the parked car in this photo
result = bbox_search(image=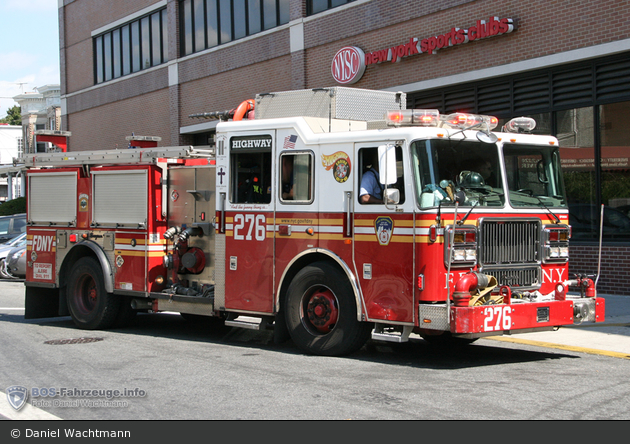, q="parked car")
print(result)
[0,232,26,279]
[0,213,26,244]
[6,244,26,279]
